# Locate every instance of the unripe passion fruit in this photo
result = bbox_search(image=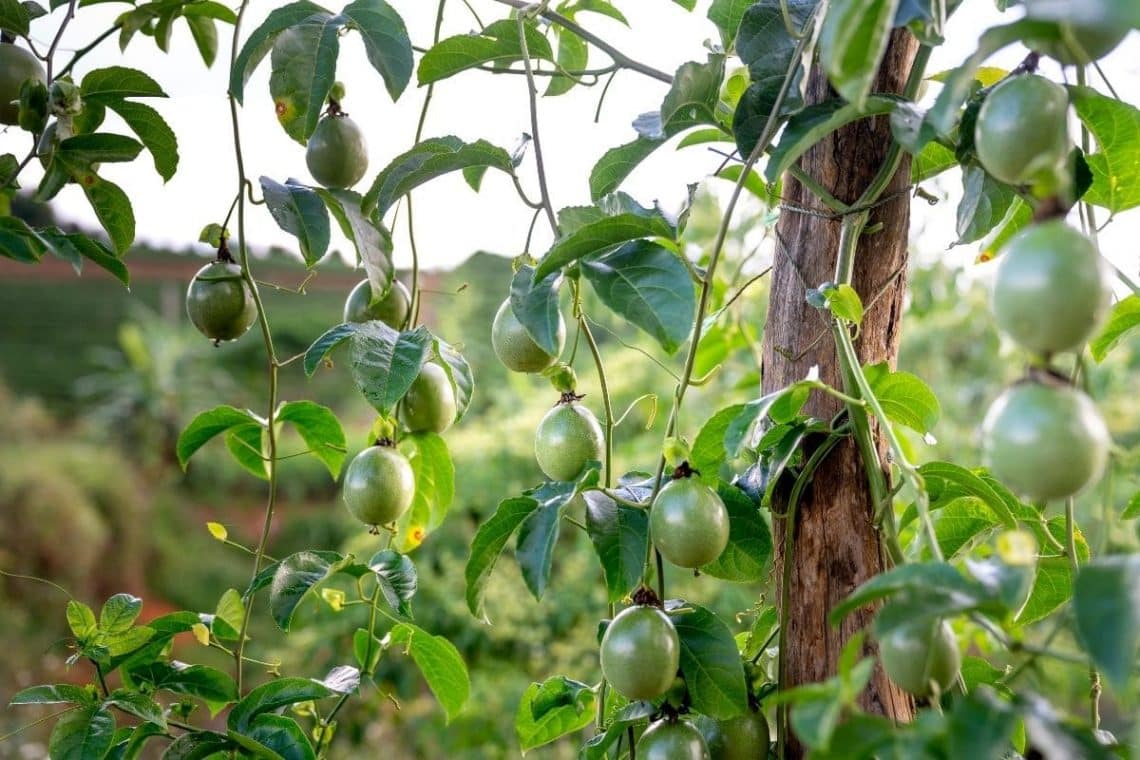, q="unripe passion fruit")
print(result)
[599,605,680,700]
[491,299,564,373]
[399,362,457,434]
[982,381,1109,502]
[637,720,711,760]
[879,620,960,698]
[650,477,730,569]
[991,221,1111,356]
[343,279,411,328]
[1025,22,1128,65]
[185,261,258,342]
[306,115,369,189]
[703,710,770,760]
[0,44,46,126]
[342,445,415,526]
[974,75,1070,188]
[534,401,604,482]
